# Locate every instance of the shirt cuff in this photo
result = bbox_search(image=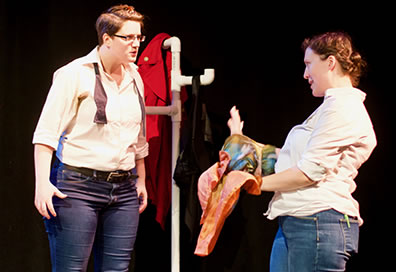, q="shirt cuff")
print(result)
[297,159,327,182]
[32,132,59,151]
[135,142,149,160]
